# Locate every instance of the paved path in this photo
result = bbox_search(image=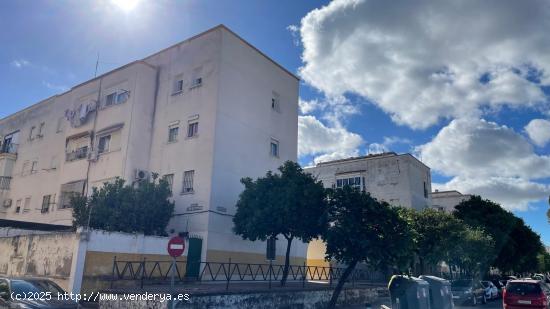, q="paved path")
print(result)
[347,297,503,308]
